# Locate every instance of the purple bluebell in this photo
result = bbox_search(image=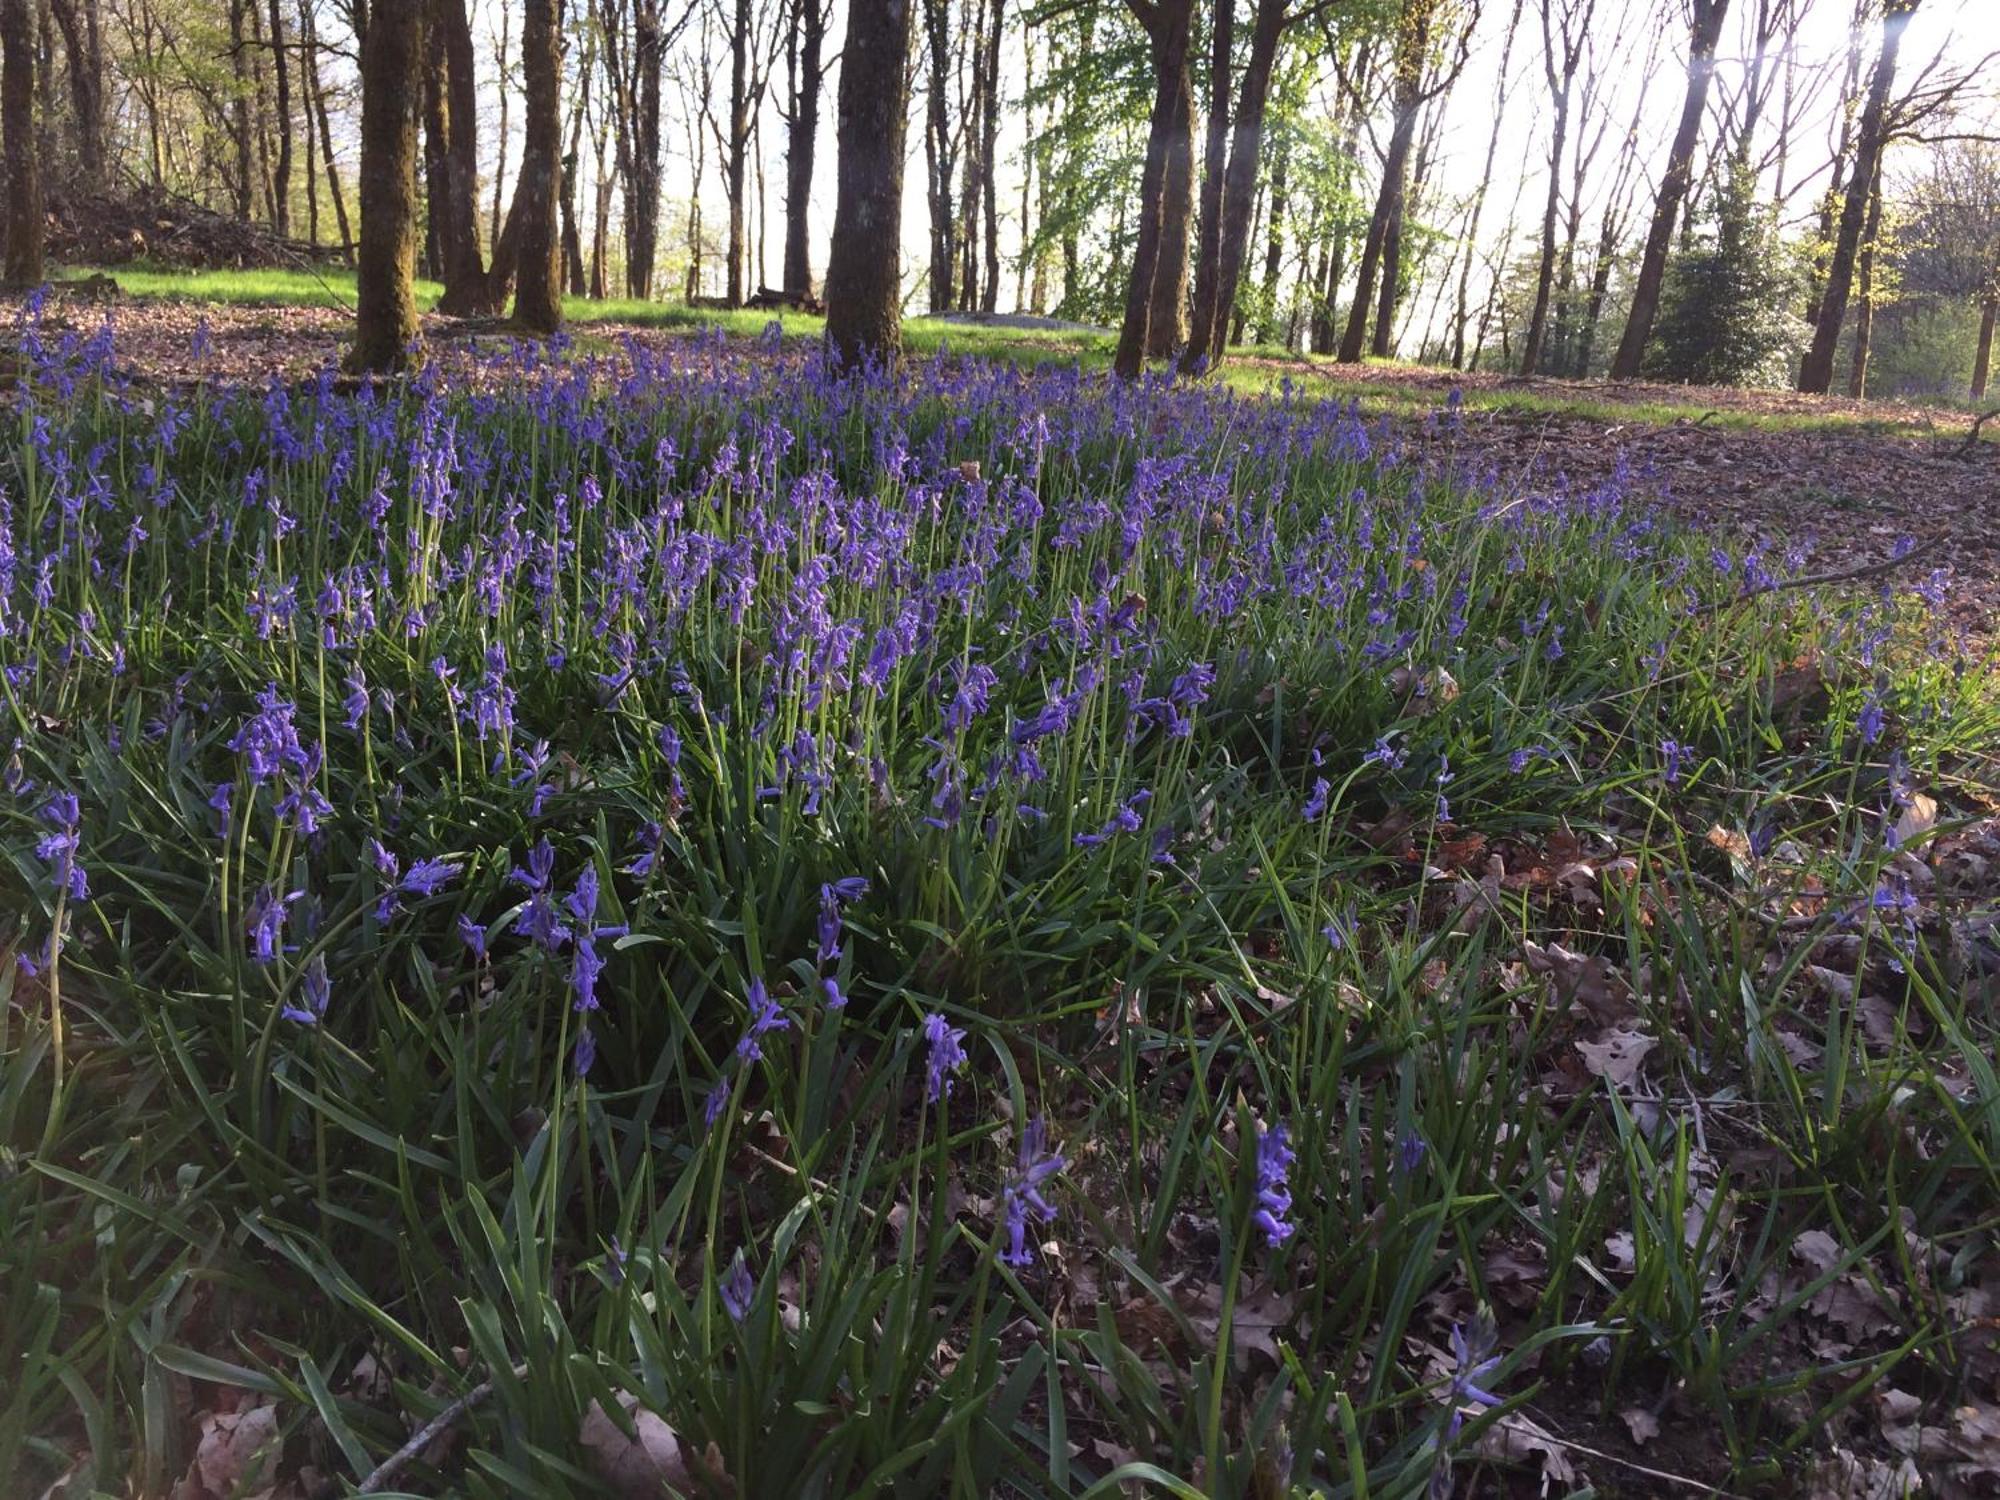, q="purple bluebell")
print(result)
[923,1012,968,1101]
[34,792,86,900]
[735,978,790,1062]
[247,885,302,965]
[719,1250,754,1322]
[281,954,331,1026]
[1252,1121,1296,1248]
[1000,1117,1066,1267]
[1660,738,1688,786]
